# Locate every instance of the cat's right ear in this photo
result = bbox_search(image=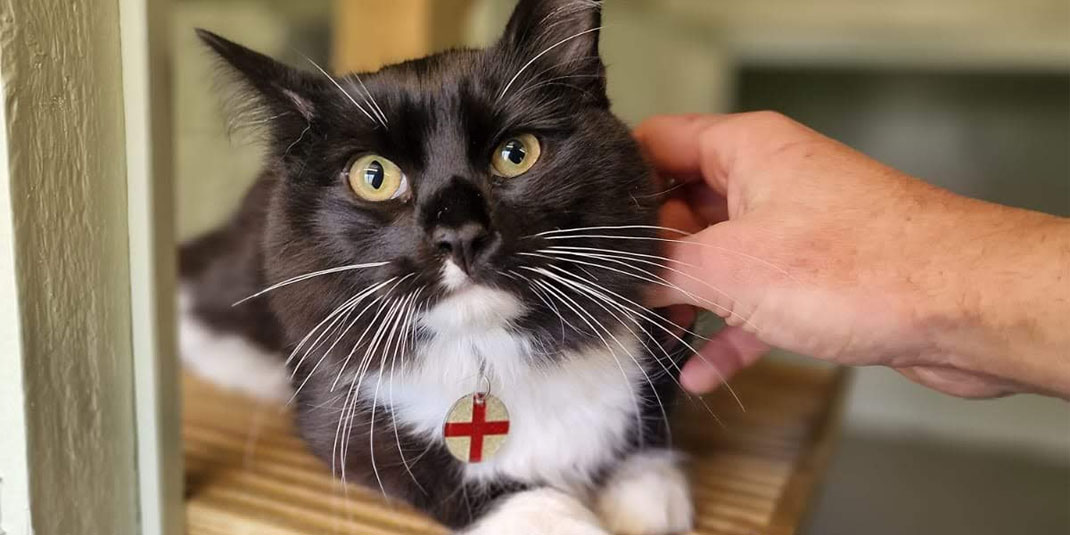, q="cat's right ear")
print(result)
[196,29,317,139]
